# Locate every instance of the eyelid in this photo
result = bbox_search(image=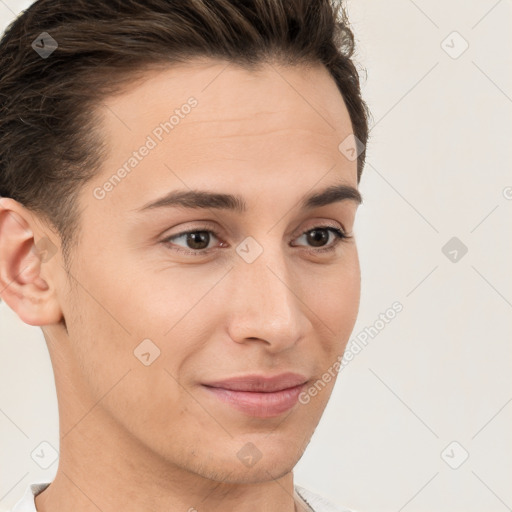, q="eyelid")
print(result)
[295,219,346,236]
[160,220,221,241]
